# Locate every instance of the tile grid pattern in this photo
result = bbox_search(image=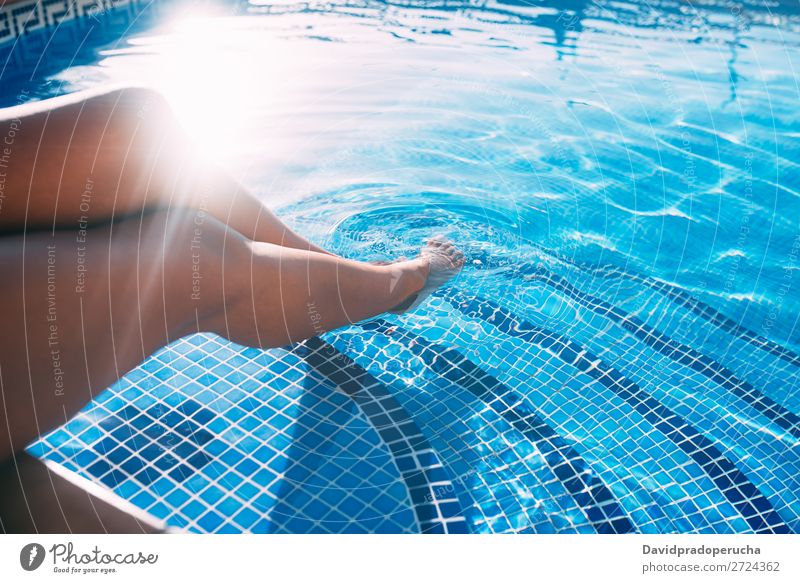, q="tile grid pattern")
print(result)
[442,290,792,534]
[468,261,800,533]
[565,259,800,368]
[397,299,753,534]
[18,205,797,534]
[30,275,800,532]
[515,266,800,440]
[0,0,148,47]
[31,334,420,533]
[359,319,636,534]
[327,325,590,533]
[472,246,800,375]
[294,337,469,533]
